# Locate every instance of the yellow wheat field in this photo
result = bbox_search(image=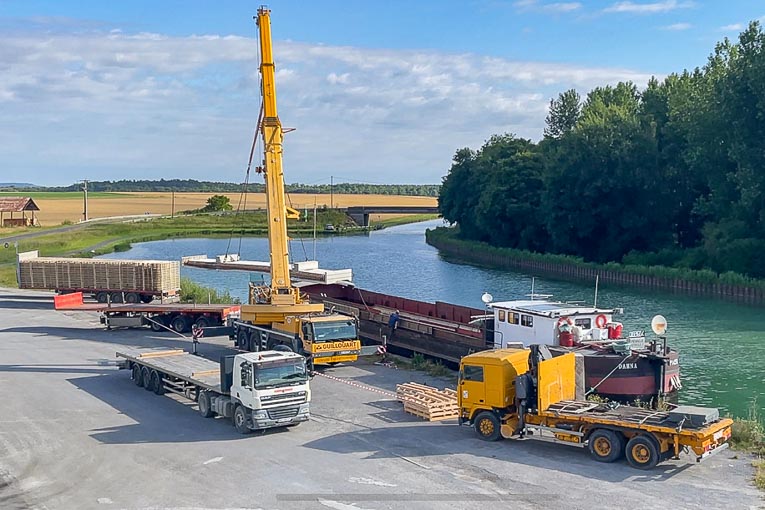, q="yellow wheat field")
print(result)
[30,192,438,225]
